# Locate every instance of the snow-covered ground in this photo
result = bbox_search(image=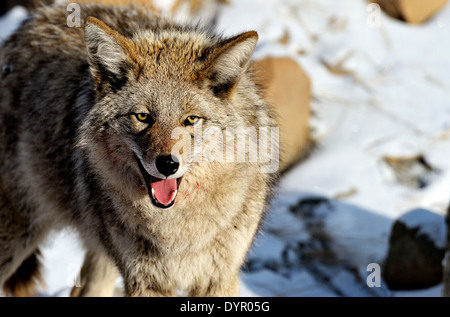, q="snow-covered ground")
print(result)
[1,0,450,297]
